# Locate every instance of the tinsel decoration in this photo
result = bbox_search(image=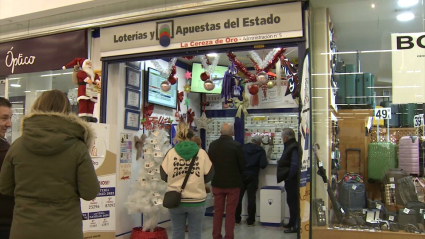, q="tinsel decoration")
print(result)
[177,91,184,112]
[227,52,256,82]
[249,48,281,69]
[143,103,154,119]
[134,134,147,160]
[200,54,220,76]
[151,58,178,78]
[182,56,195,60]
[125,128,171,232]
[186,109,195,127]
